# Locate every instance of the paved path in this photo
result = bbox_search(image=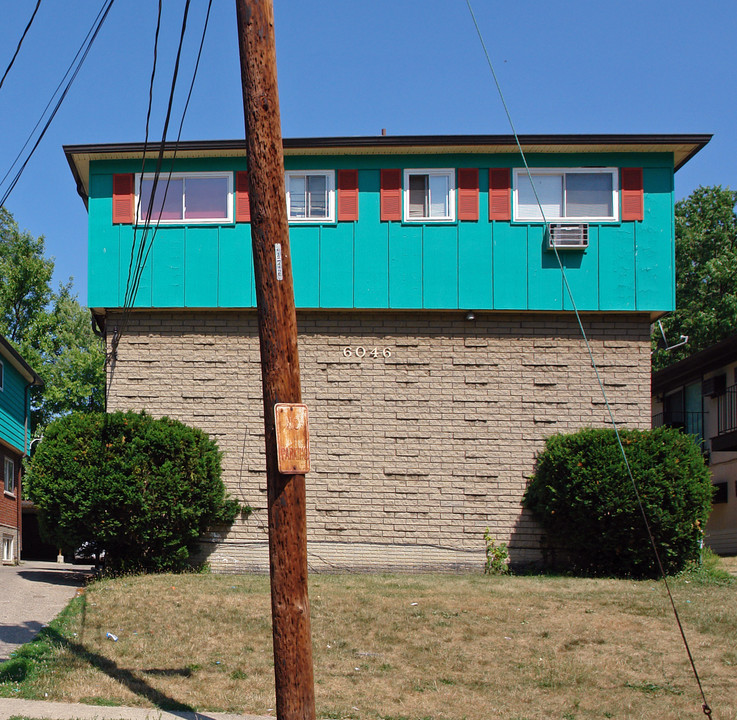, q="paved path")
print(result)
[0,560,94,662]
[0,698,272,720]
